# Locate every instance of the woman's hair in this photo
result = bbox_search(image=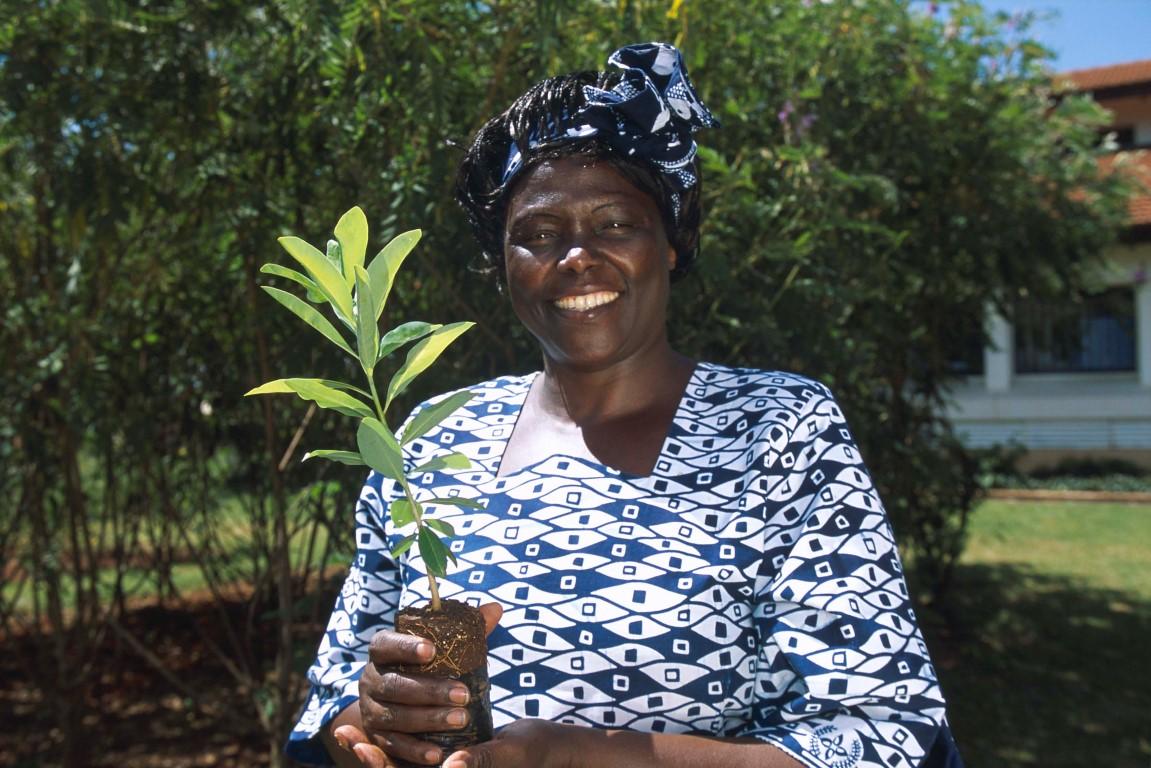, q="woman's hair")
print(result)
[455,71,703,285]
